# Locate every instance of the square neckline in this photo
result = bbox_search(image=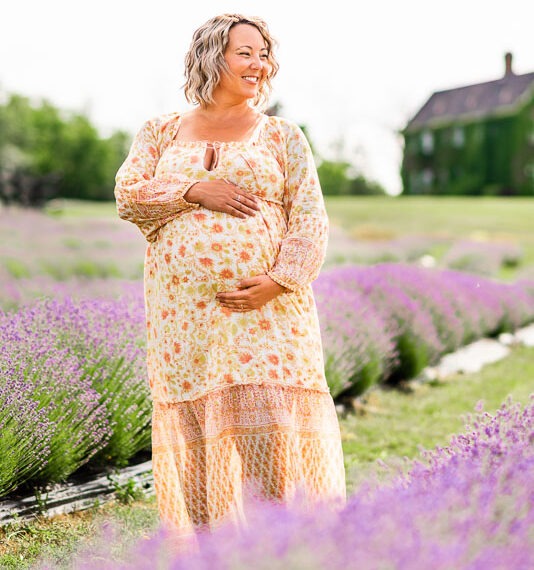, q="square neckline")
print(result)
[171,113,268,147]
